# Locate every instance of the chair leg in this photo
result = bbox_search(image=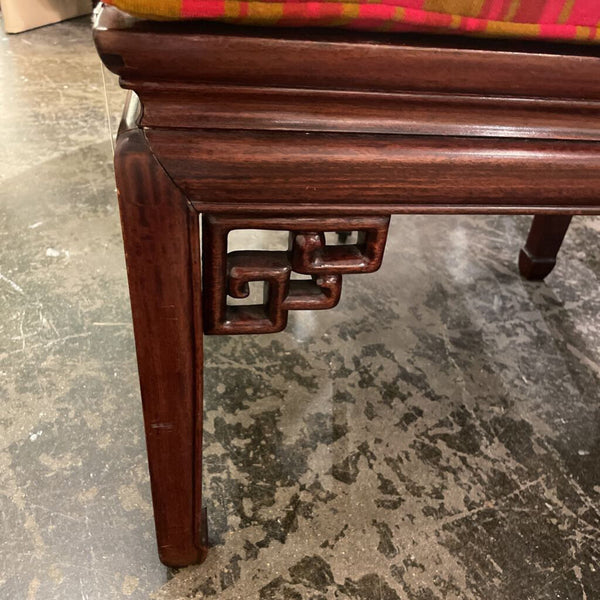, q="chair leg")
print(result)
[518,215,573,281]
[114,117,207,567]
